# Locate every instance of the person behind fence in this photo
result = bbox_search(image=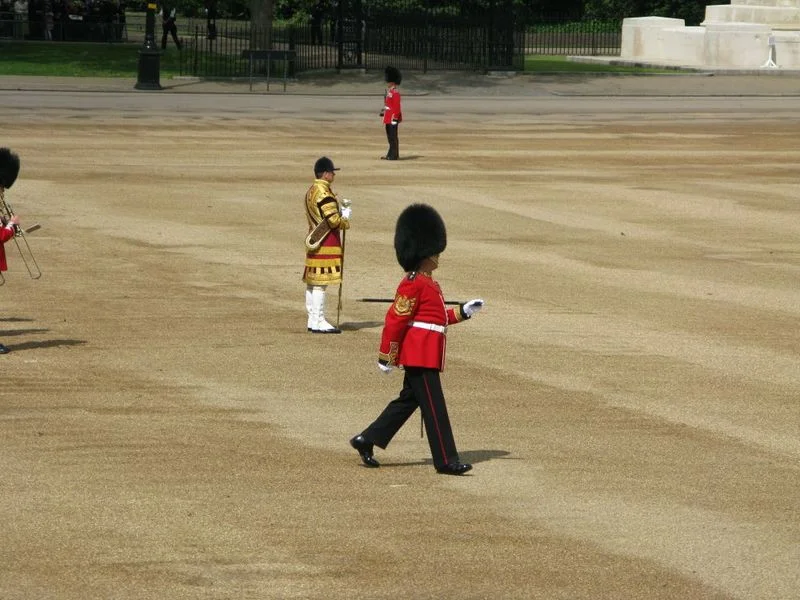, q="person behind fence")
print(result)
[303,156,351,334]
[349,203,485,476]
[310,0,325,45]
[117,0,127,41]
[204,0,216,41]
[380,66,402,161]
[13,0,27,40]
[44,0,54,40]
[159,3,181,50]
